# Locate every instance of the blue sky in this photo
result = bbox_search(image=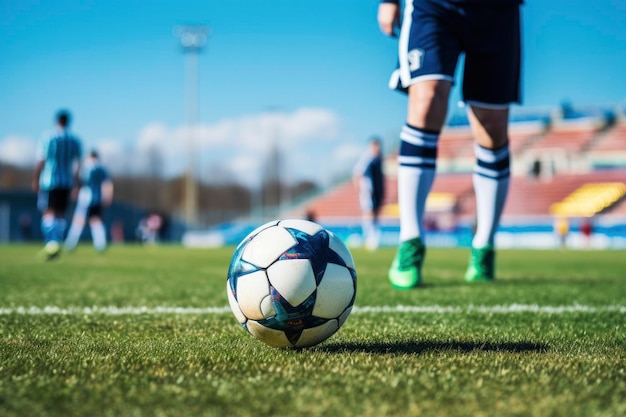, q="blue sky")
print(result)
[1,0,625,187]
